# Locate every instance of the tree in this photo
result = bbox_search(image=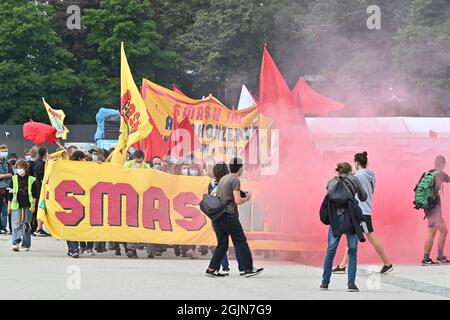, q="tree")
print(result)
[0,0,79,124]
[83,0,179,107]
[394,0,450,115]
